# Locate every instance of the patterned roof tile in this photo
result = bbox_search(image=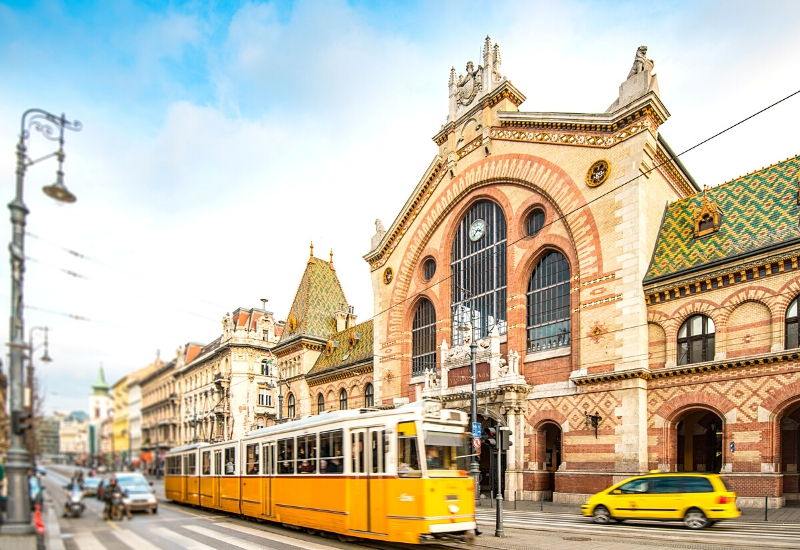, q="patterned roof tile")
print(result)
[645,155,800,282]
[307,319,374,377]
